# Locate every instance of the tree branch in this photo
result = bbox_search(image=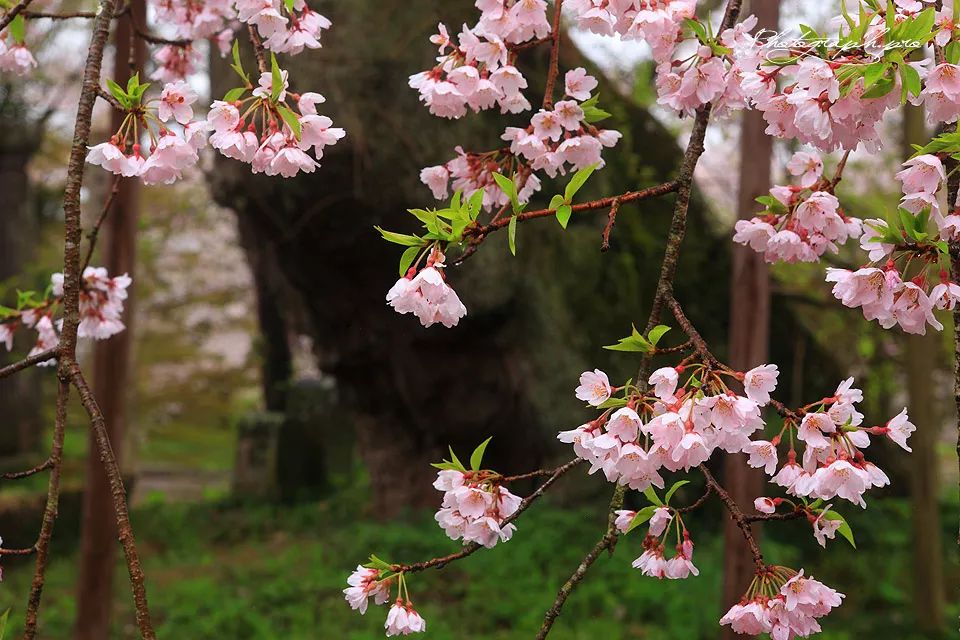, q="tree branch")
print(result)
[541,0,564,110]
[0,348,58,380]
[0,0,35,31]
